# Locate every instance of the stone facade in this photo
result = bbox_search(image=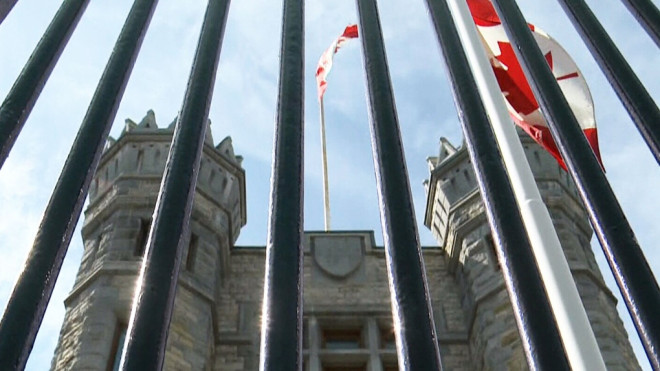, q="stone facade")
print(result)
[215,231,469,371]
[51,112,638,370]
[423,133,639,370]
